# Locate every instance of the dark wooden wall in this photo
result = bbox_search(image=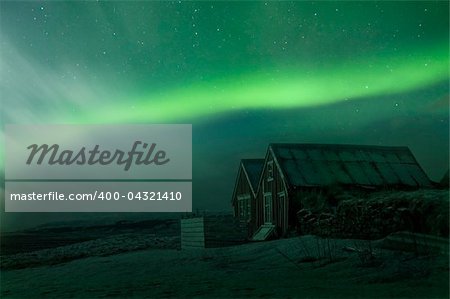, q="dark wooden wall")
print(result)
[232,165,257,236]
[255,151,290,236]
